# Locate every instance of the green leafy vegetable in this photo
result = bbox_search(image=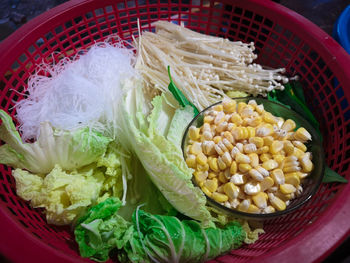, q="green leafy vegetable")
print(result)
[75,197,132,262]
[322,166,348,183]
[75,198,246,263]
[119,80,214,226]
[167,66,199,116]
[11,142,129,225]
[13,164,105,225]
[0,110,111,174]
